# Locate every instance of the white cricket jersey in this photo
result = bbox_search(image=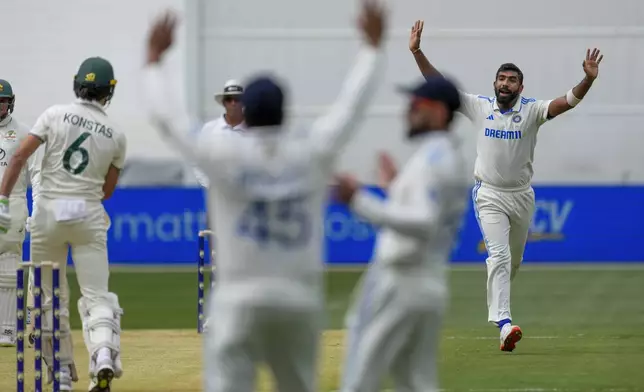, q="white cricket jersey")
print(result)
[192,115,246,188]
[144,46,382,304]
[459,93,552,189]
[30,99,127,201]
[352,132,470,289]
[0,115,32,199]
